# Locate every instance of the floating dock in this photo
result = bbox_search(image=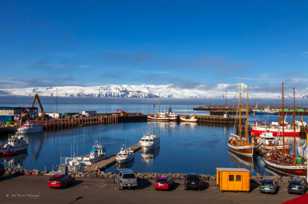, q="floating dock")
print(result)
[86,144,141,172]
